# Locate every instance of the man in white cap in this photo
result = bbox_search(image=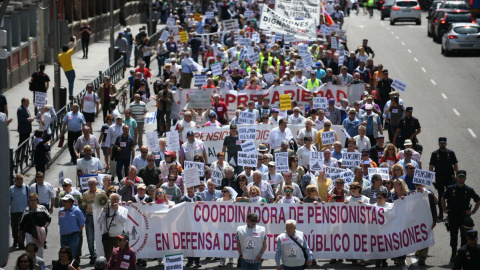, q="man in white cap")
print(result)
[360,103,383,143]
[59,194,84,258]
